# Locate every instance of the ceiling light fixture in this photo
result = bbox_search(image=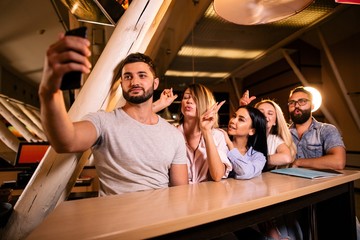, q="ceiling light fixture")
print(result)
[165,70,228,78]
[178,46,263,59]
[213,0,314,25]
